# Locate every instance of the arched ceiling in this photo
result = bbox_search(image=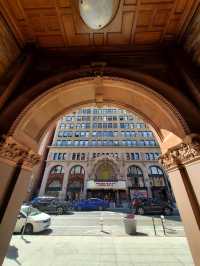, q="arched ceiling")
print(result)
[0,0,198,50]
[184,3,200,65]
